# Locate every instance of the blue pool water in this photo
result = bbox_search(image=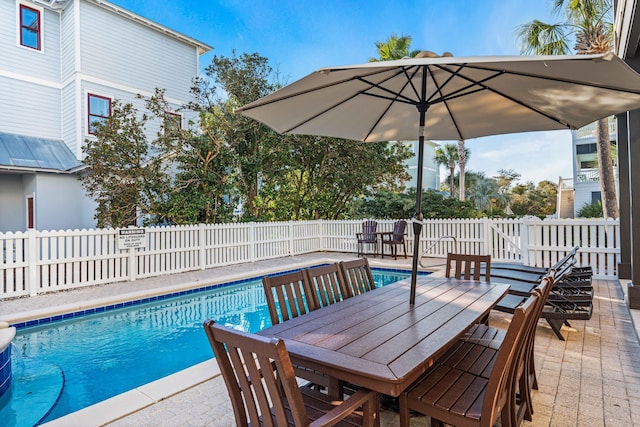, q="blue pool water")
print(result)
[0,267,420,426]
